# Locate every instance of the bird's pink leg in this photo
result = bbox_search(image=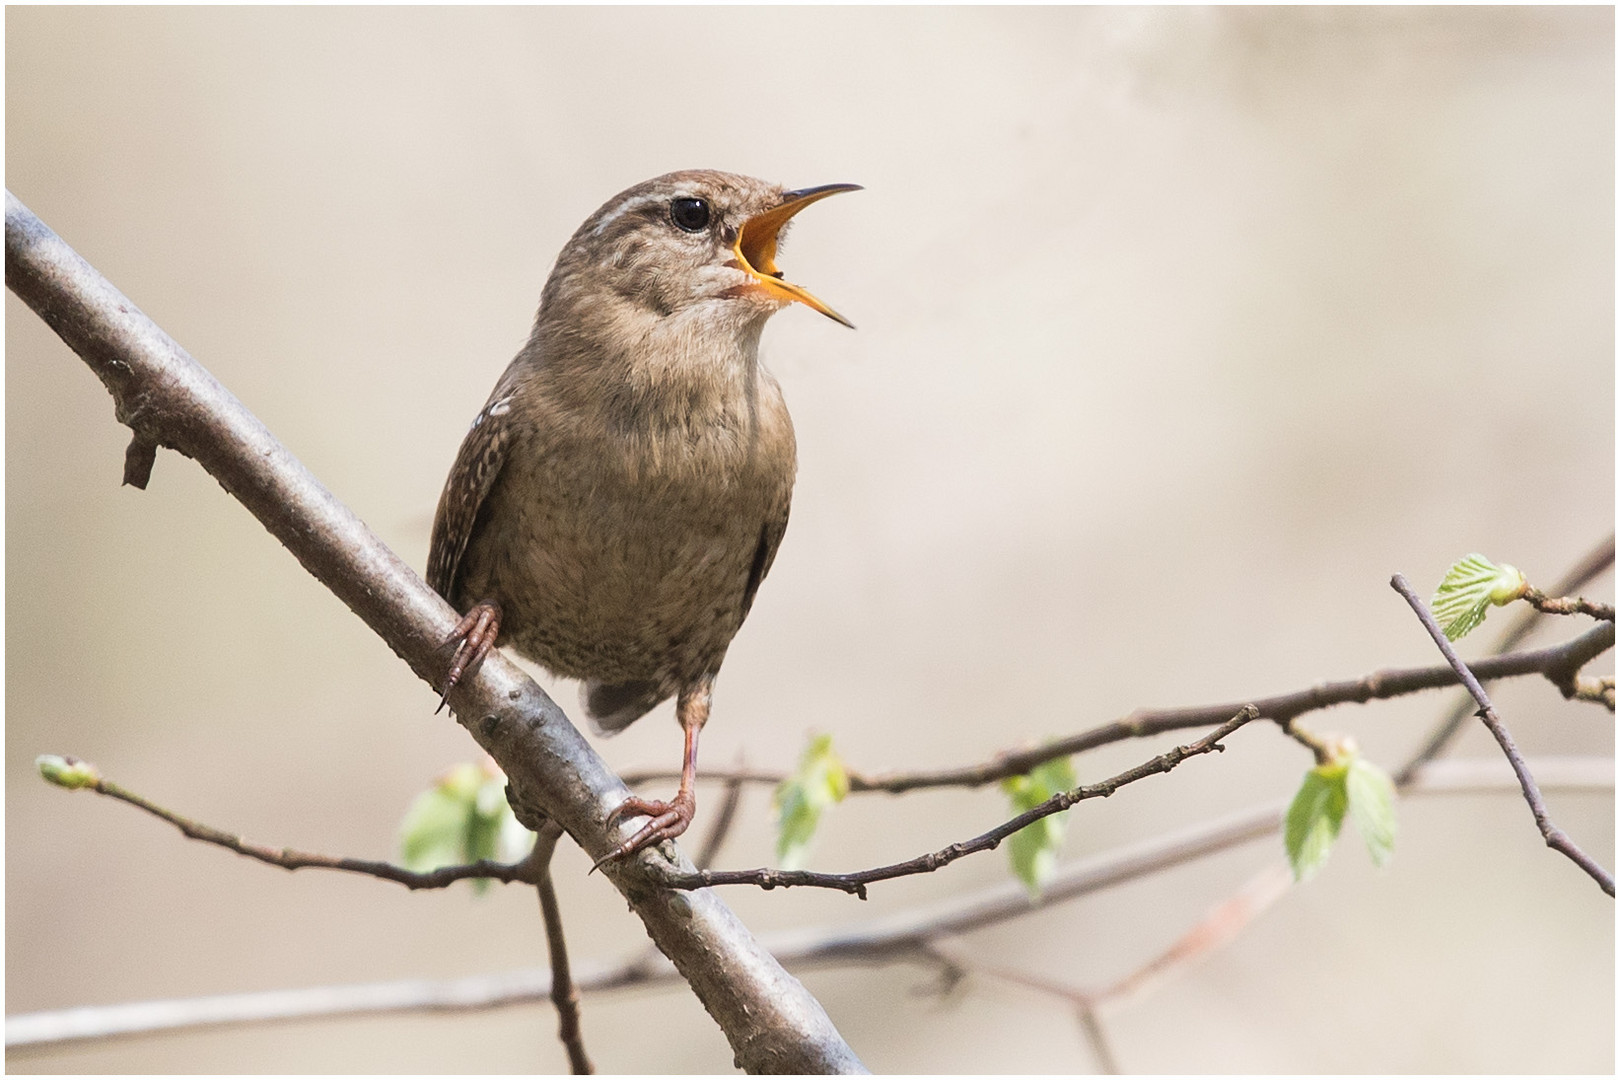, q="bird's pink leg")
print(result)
[437,599,502,711]
[595,679,712,867]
